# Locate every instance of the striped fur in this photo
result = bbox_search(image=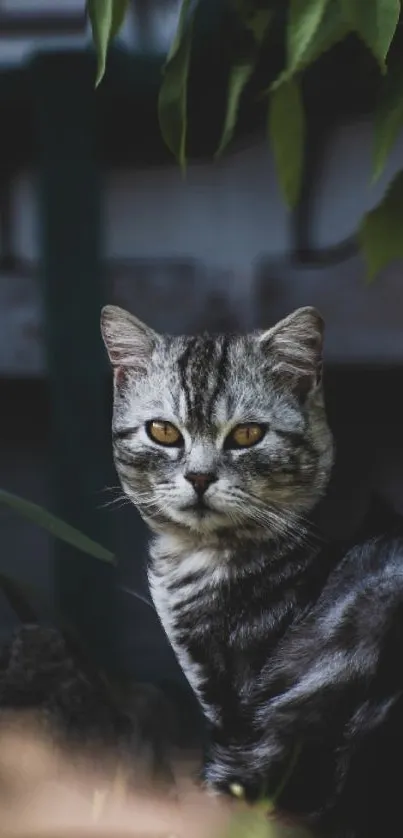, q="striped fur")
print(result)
[102,305,403,838]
